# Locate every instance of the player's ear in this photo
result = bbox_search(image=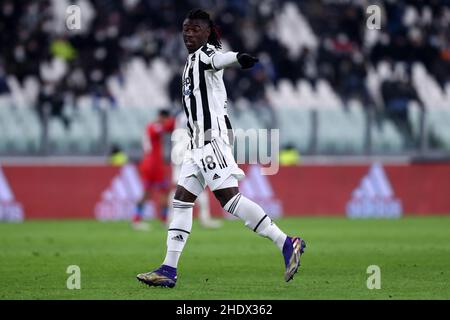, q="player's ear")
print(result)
[204,22,211,37]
